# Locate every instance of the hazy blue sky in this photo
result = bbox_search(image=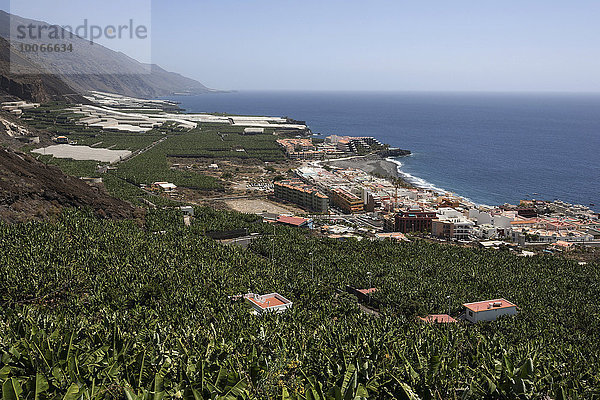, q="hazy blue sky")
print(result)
[3,0,600,92]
